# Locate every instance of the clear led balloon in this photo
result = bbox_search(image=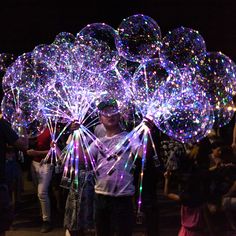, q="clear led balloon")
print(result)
[214,98,235,128]
[74,23,119,73]
[33,61,56,88]
[158,81,214,143]
[161,26,206,68]
[98,69,132,112]
[3,52,54,97]
[32,44,60,70]
[2,54,30,93]
[2,65,16,93]
[2,53,37,96]
[132,58,181,118]
[53,32,75,48]
[116,14,162,62]
[191,51,235,107]
[76,68,104,93]
[56,46,80,81]
[39,80,96,124]
[1,90,39,131]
